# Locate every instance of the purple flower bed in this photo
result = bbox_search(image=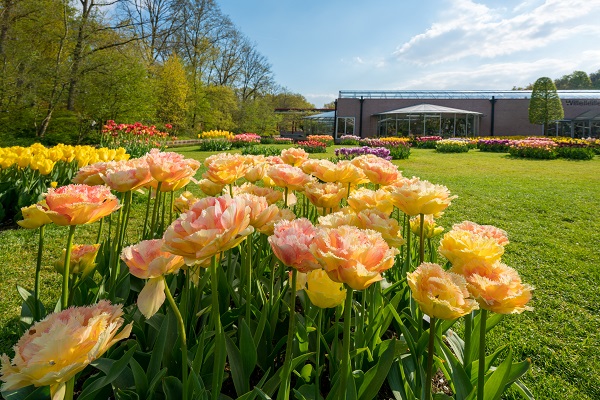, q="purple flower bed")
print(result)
[477,139,511,153]
[334,146,391,160]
